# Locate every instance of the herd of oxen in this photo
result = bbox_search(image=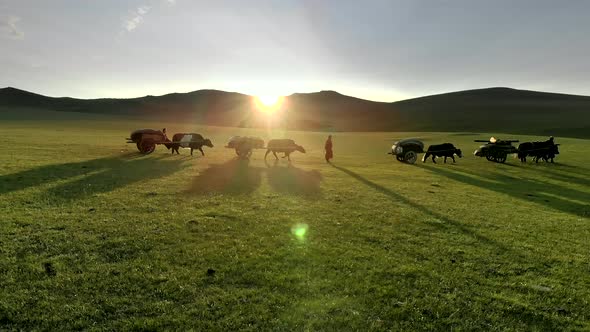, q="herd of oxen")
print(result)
[129,128,560,164]
[422,136,559,163]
